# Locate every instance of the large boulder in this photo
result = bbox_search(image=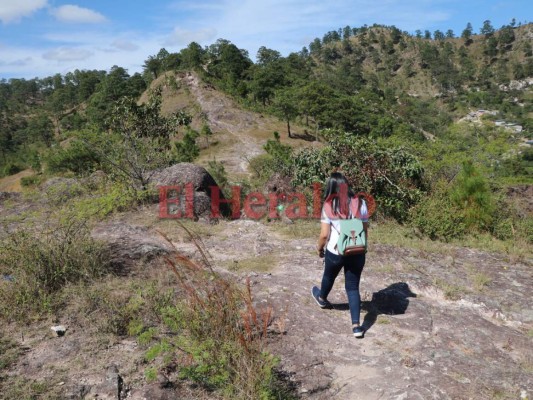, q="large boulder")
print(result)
[91,222,175,272]
[40,177,83,202]
[149,163,231,220]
